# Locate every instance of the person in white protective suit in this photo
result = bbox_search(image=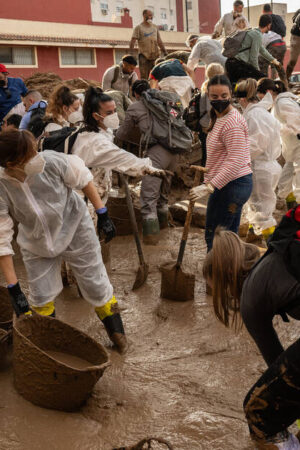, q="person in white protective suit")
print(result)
[0,129,128,353]
[186,35,227,70]
[236,78,282,242]
[72,86,163,205]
